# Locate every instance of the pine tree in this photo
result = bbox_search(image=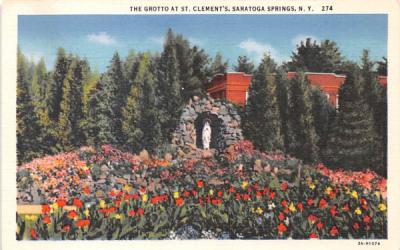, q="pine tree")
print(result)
[325,66,379,171]
[210,52,228,76]
[157,29,183,143]
[287,71,319,163]
[17,49,43,163]
[86,75,117,146]
[31,58,47,105]
[183,45,208,100]
[234,55,255,74]
[311,86,335,156]
[57,58,86,151]
[48,48,71,121]
[107,52,128,146]
[275,67,291,152]
[243,54,283,151]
